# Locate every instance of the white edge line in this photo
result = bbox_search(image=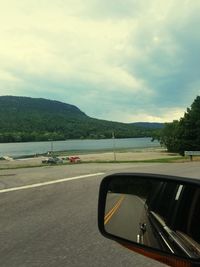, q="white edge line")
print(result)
[0,172,105,194]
